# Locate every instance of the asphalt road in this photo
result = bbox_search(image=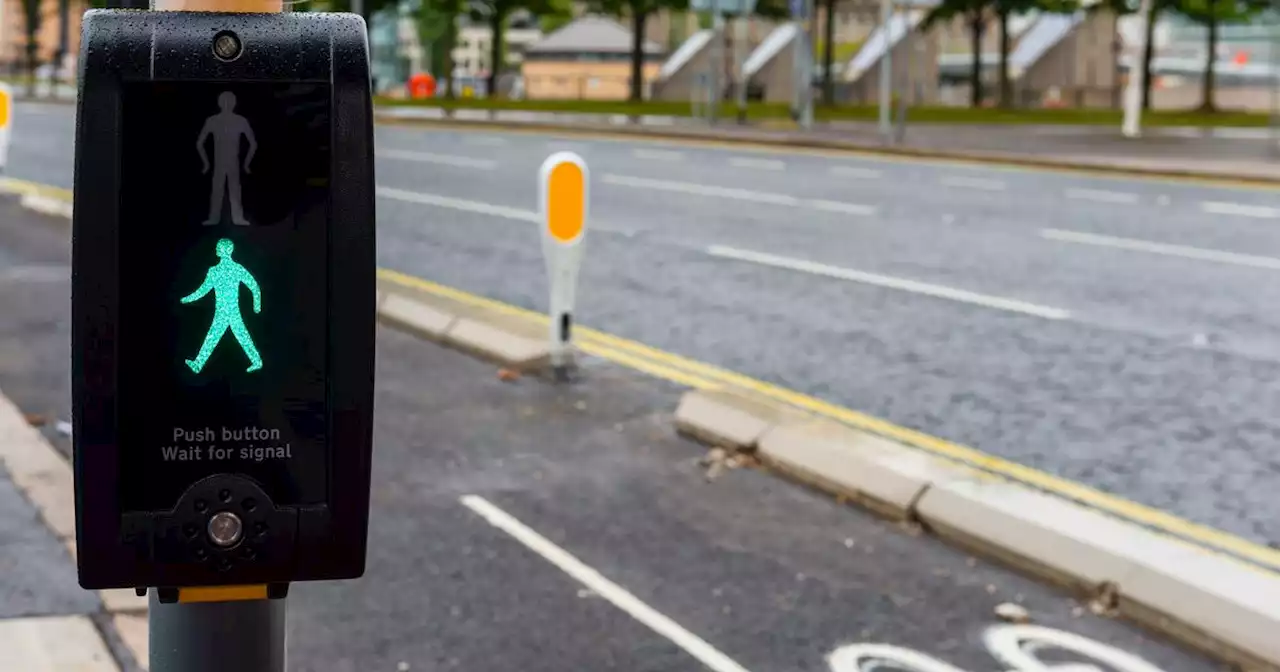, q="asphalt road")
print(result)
[11,101,1280,547]
[0,193,1216,671]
